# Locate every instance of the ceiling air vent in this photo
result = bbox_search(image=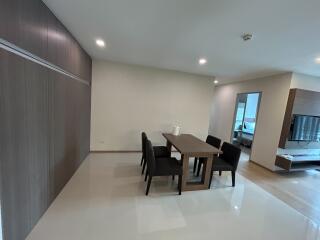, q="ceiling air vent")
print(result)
[242,33,253,41]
